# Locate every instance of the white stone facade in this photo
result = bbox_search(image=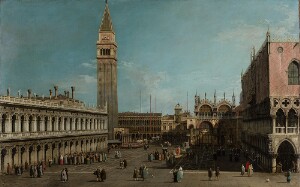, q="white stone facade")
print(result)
[0,95,108,173]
